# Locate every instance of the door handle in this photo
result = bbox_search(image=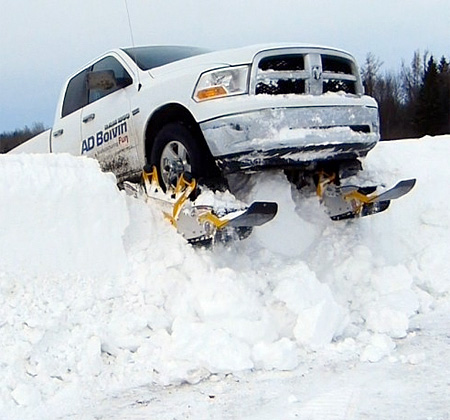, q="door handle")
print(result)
[53,129,64,137]
[82,113,95,123]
